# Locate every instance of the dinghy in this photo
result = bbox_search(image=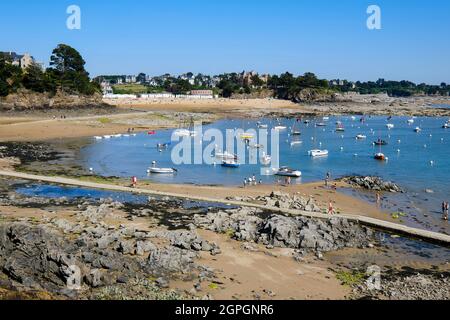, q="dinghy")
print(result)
[308,149,329,157]
[290,140,302,146]
[335,124,345,132]
[386,123,395,129]
[374,139,388,146]
[274,126,287,130]
[148,167,178,174]
[356,134,367,140]
[407,119,414,124]
[315,122,327,127]
[414,127,422,133]
[274,167,302,177]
